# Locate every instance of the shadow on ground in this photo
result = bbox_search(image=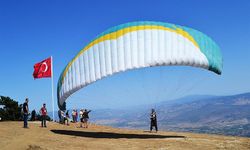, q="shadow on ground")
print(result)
[51,129,186,139]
